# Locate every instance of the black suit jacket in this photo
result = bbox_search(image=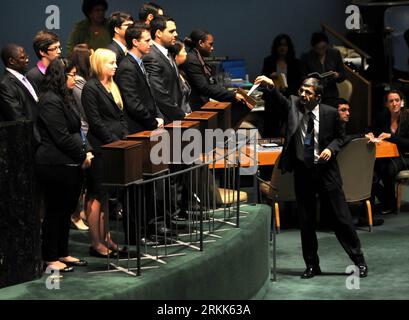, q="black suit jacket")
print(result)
[81,77,128,150]
[115,54,163,134]
[26,66,45,94]
[183,49,235,109]
[271,89,345,187]
[143,44,185,123]
[0,70,40,142]
[36,91,86,165]
[107,41,126,66]
[372,109,409,154]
